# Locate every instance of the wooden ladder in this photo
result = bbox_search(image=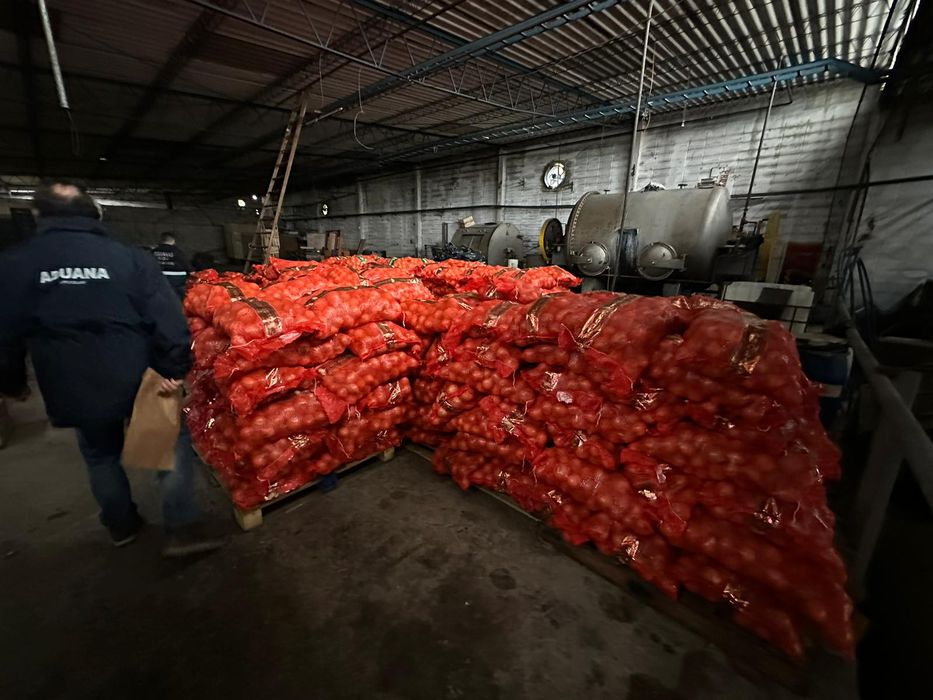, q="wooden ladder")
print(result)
[243,92,310,271]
